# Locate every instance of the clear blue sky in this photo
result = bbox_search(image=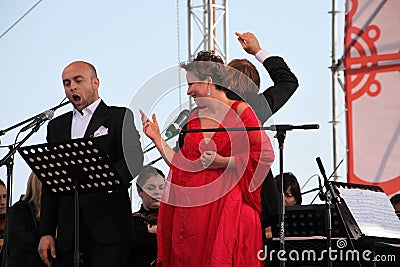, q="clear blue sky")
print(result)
[0,0,347,207]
